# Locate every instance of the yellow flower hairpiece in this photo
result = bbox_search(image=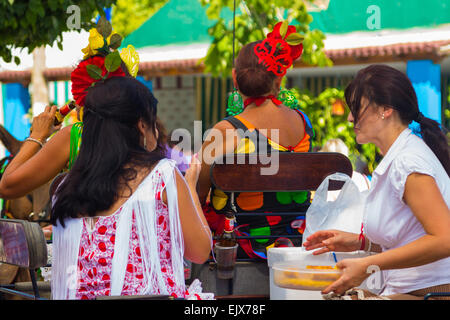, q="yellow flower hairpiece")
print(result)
[120,45,140,78]
[81,28,121,60]
[79,17,139,78]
